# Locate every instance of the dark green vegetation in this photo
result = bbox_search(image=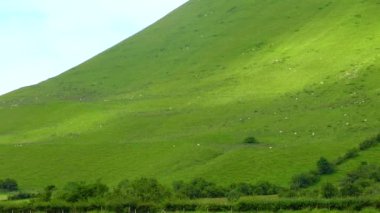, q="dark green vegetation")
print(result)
[0,0,379,203]
[287,134,380,192]
[1,163,380,212]
[243,136,259,144]
[0,178,18,192]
